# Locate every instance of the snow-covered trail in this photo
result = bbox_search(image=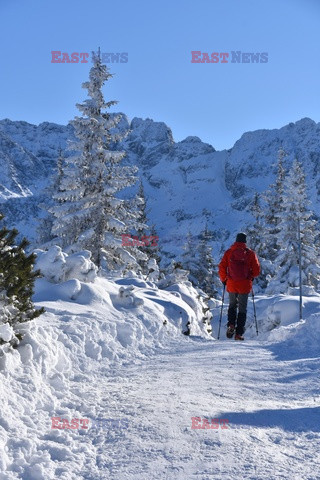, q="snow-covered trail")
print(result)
[68,338,320,480]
